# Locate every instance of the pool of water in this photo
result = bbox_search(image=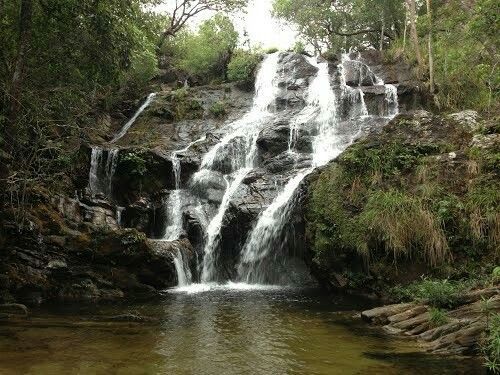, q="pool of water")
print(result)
[0,285,483,374]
